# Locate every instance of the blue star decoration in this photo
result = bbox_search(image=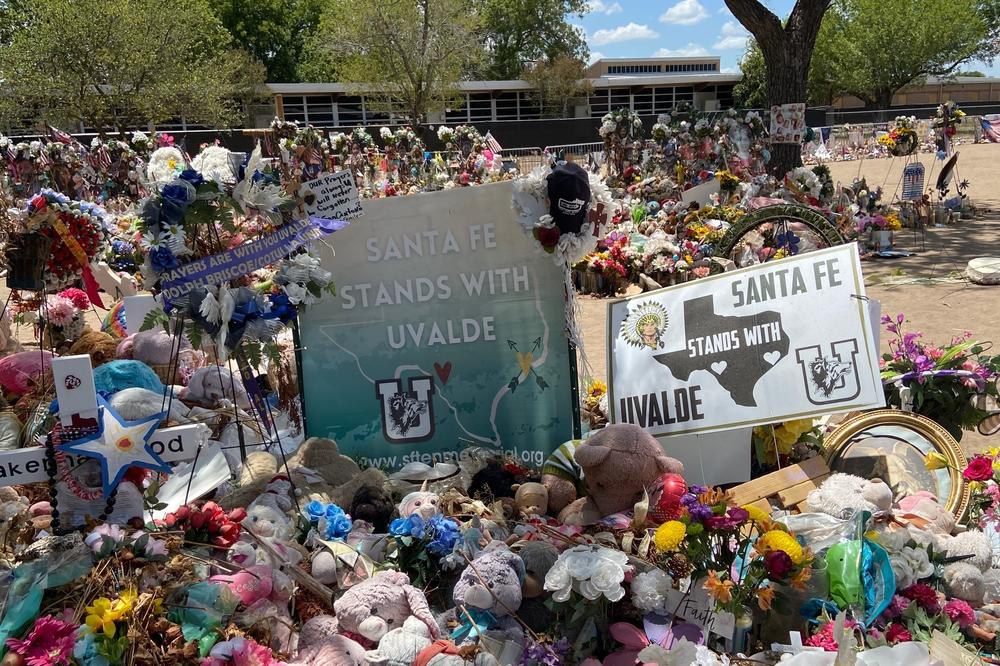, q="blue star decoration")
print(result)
[57,396,171,496]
